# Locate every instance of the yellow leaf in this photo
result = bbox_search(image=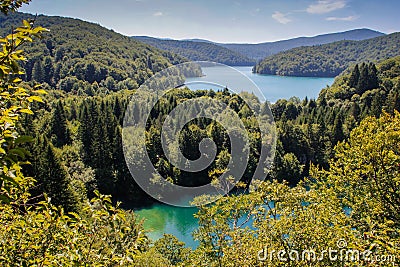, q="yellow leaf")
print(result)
[33,89,47,95]
[20,109,34,115]
[22,20,31,28]
[27,96,43,103]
